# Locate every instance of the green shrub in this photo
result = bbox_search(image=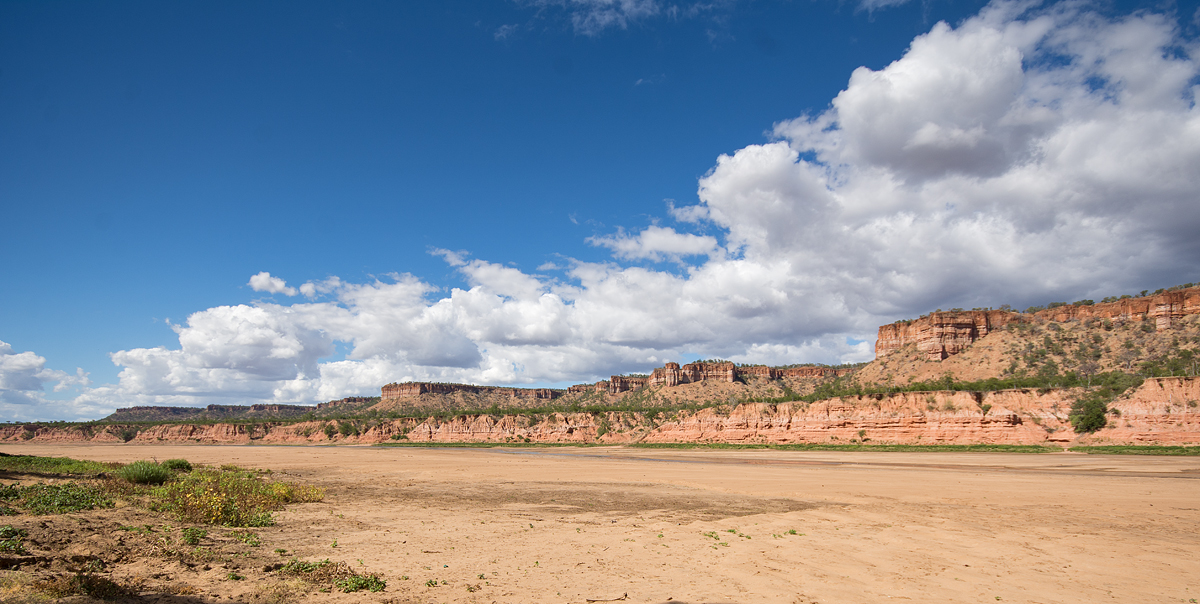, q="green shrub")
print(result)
[280,558,332,574]
[19,483,113,514]
[0,454,116,476]
[336,575,386,592]
[161,459,193,472]
[232,530,261,546]
[117,460,173,485]
[181,526,207,545]
[0,525,27,553]
[152,468,324,527]
[1070,390,1111,433]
